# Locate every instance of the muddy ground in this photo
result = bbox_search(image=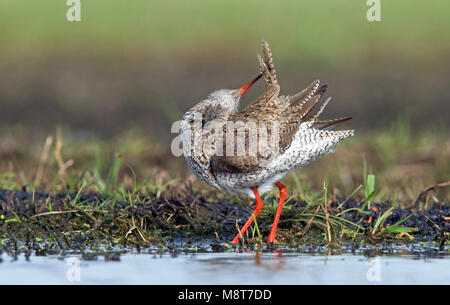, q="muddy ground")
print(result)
[0,189,448,258]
